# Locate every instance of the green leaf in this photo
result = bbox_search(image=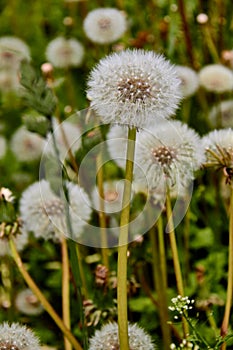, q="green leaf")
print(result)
[20,60,57,117]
